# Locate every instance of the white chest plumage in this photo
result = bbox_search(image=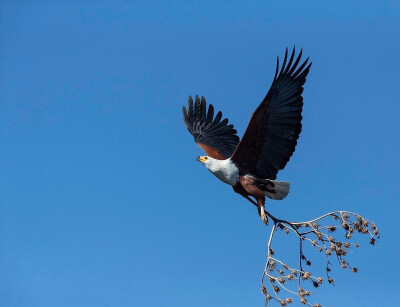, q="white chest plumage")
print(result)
[205,158,239,186]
